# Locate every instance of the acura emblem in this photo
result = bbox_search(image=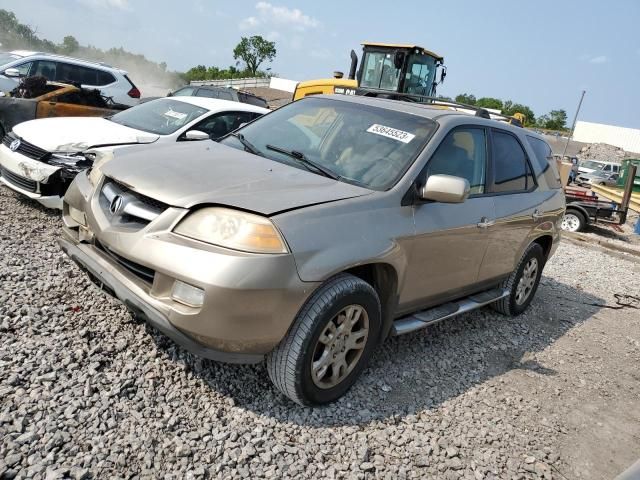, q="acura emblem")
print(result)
[109,195,124,215]
[9,139,20,152]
